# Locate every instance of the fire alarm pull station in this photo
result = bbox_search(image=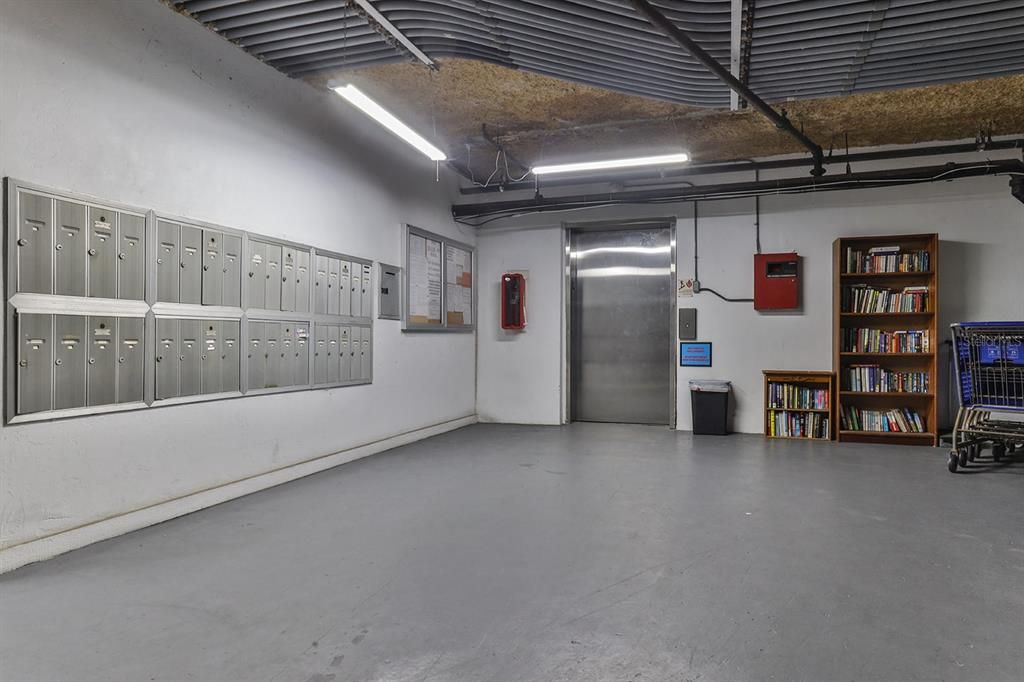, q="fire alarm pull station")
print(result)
[501,273,526,330]
[754,253,800,310]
